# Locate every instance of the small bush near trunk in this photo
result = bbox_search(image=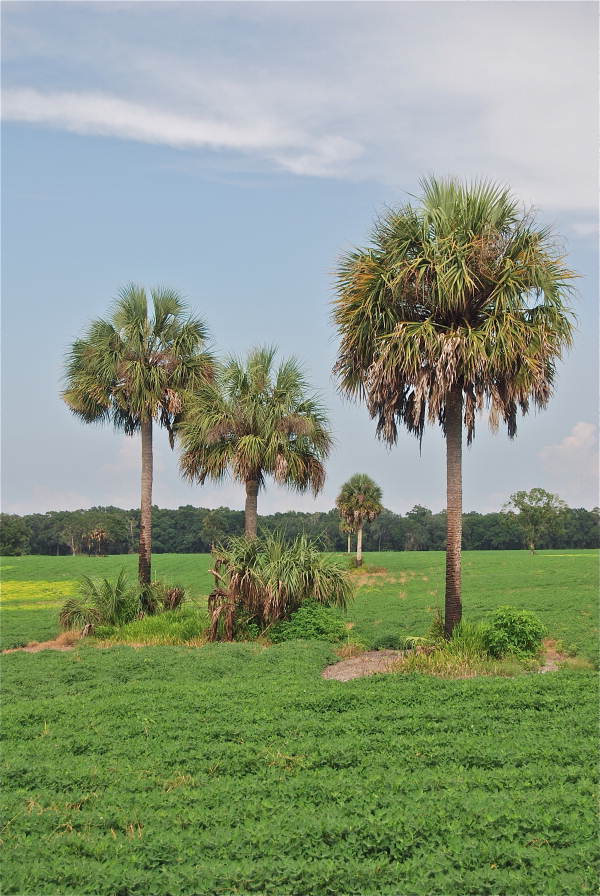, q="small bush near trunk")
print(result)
[270,602,346,643]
